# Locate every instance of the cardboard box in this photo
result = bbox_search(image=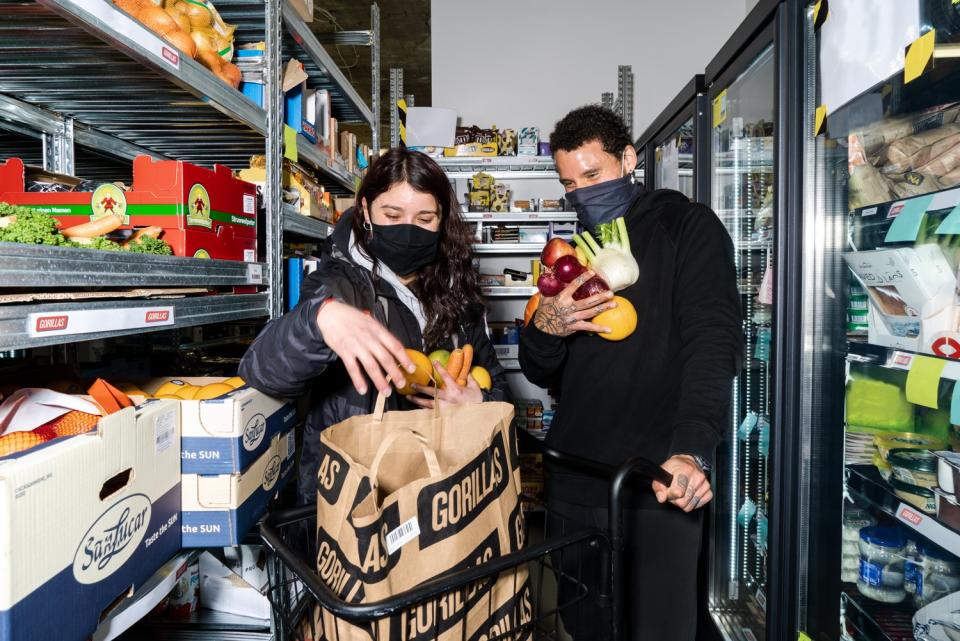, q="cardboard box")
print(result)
[288,0,313,22]
[181,427,296,547]
[844,244,958,353]
[141,377,297,475]
[0,157,258,262]
[0,401,182,641]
